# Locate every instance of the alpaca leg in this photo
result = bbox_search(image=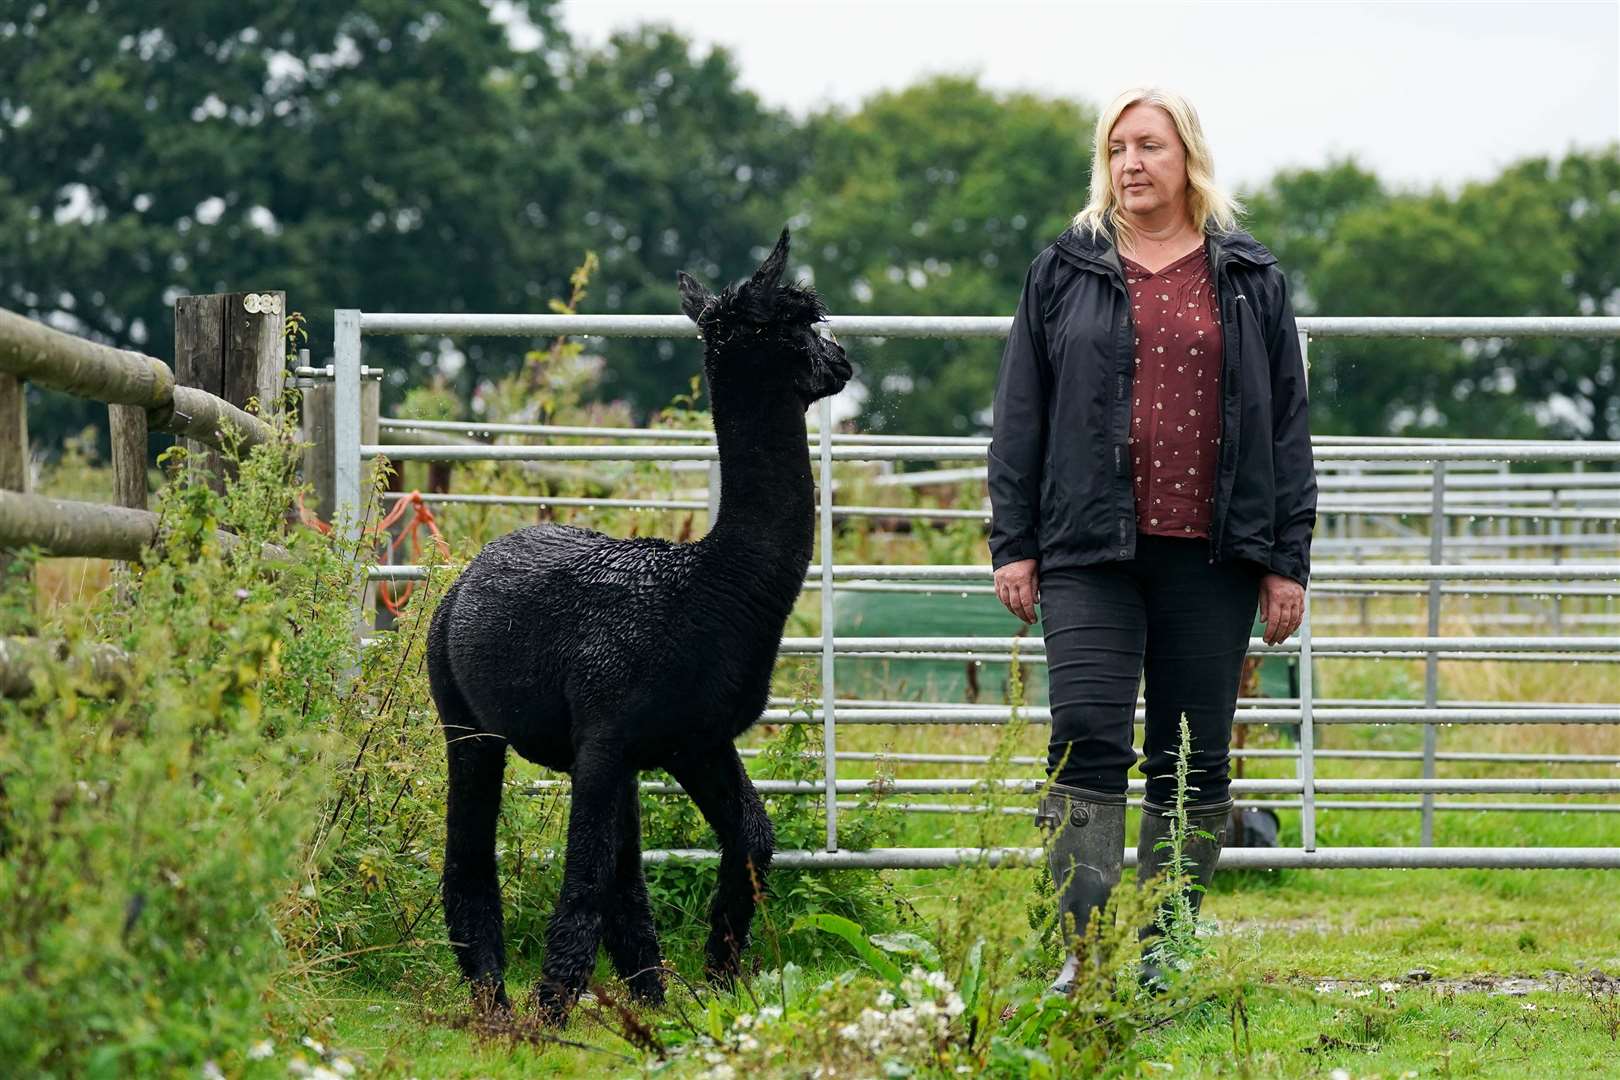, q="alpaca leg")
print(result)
[601,775,665,1005]
[665,744,775,985]
[441,725,510,1011]
[533,744,625,1025]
